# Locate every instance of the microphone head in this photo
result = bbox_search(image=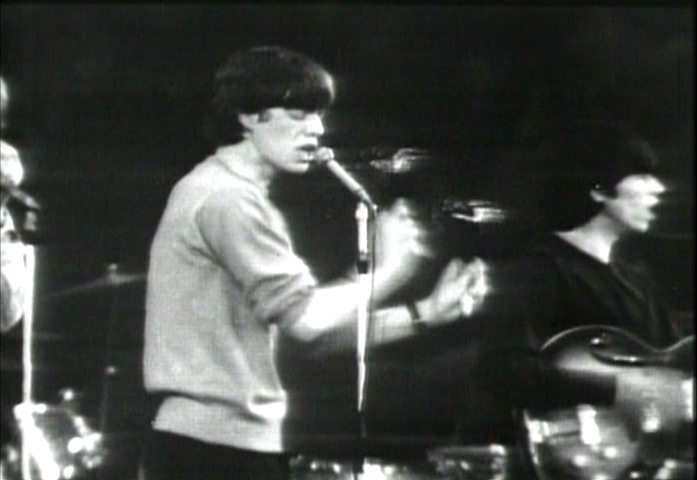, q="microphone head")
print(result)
[312,146,335,164]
